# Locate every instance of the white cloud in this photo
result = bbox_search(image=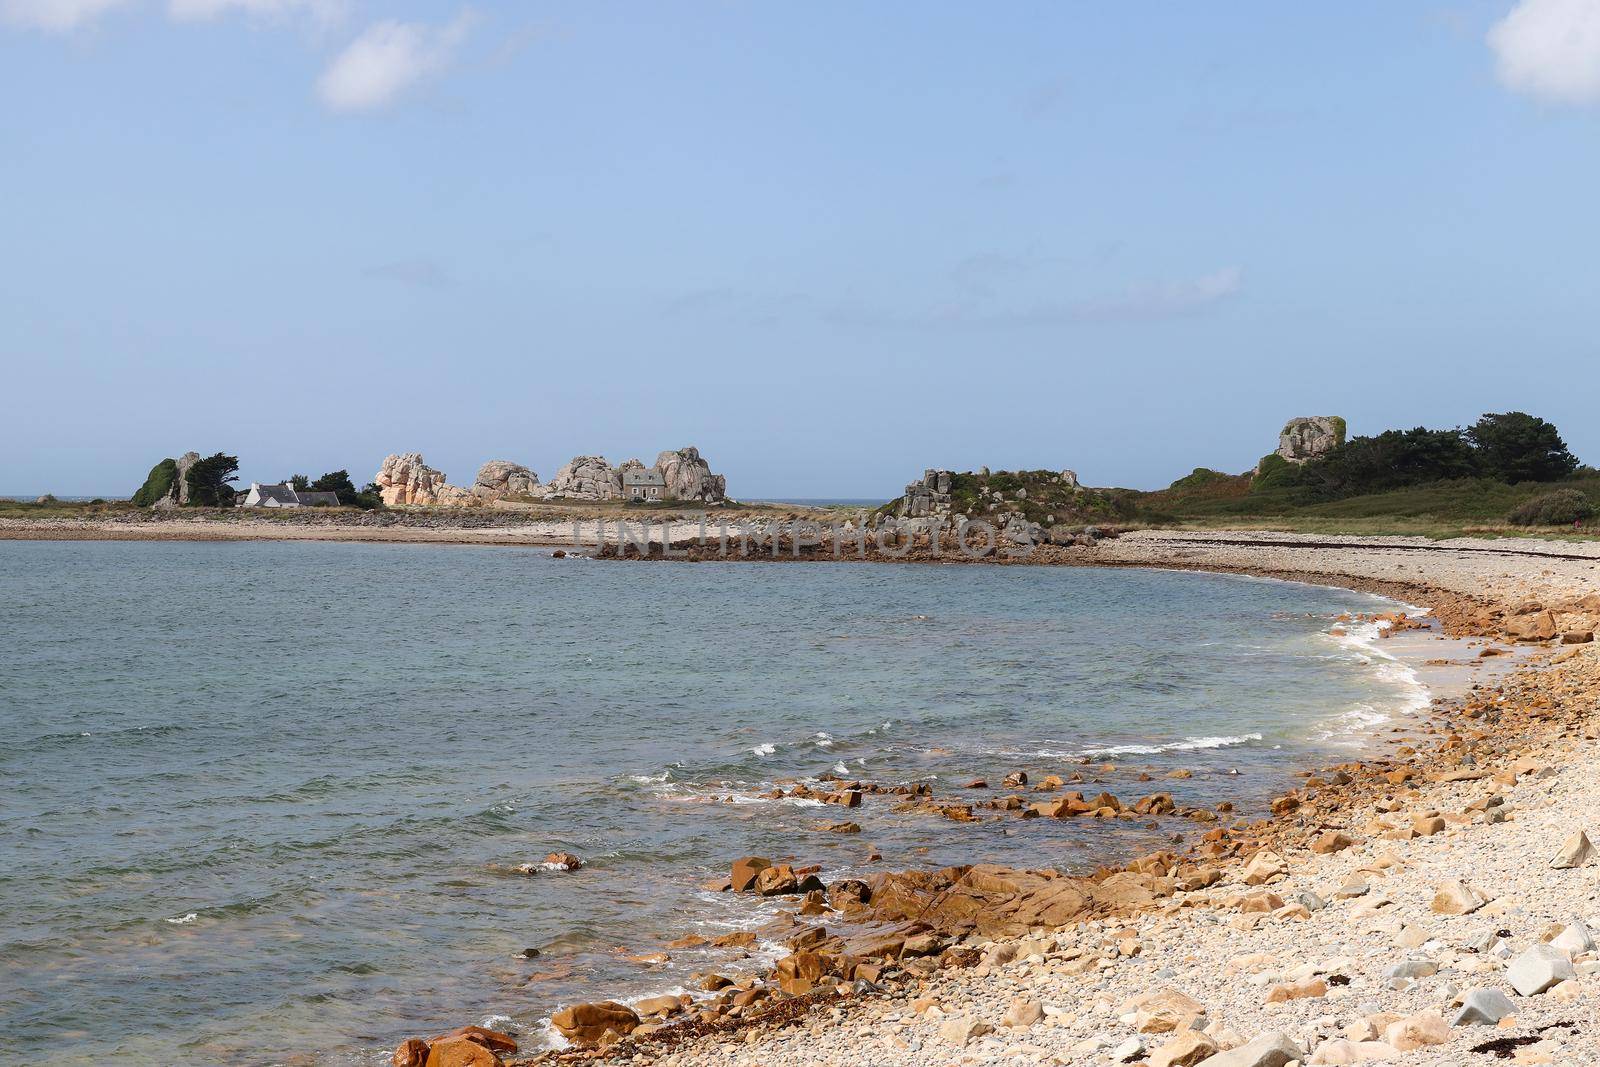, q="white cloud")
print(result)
[1073,266,1243,321]
[168,0,344,24]
[0,0,131,31]
[1488,0,1600,105]
[316,12,472,113]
